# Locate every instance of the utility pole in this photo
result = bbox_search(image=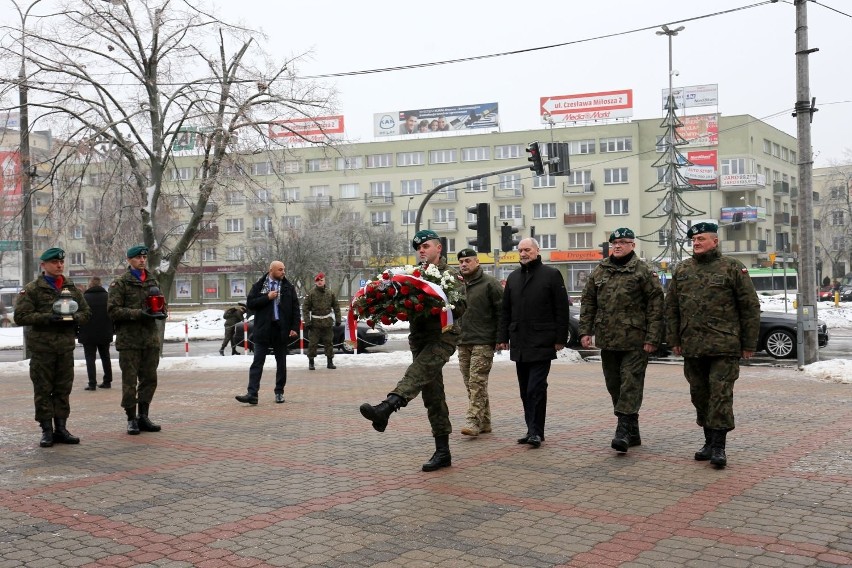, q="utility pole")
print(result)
[793,0,819,365]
